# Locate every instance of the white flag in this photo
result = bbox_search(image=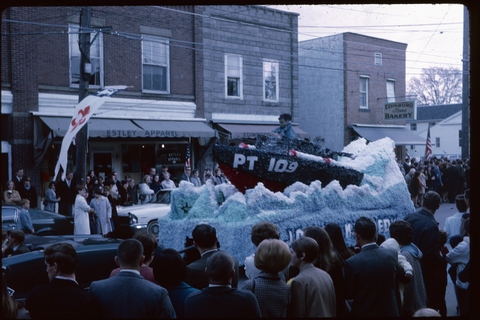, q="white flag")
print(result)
[53,95,108,181]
